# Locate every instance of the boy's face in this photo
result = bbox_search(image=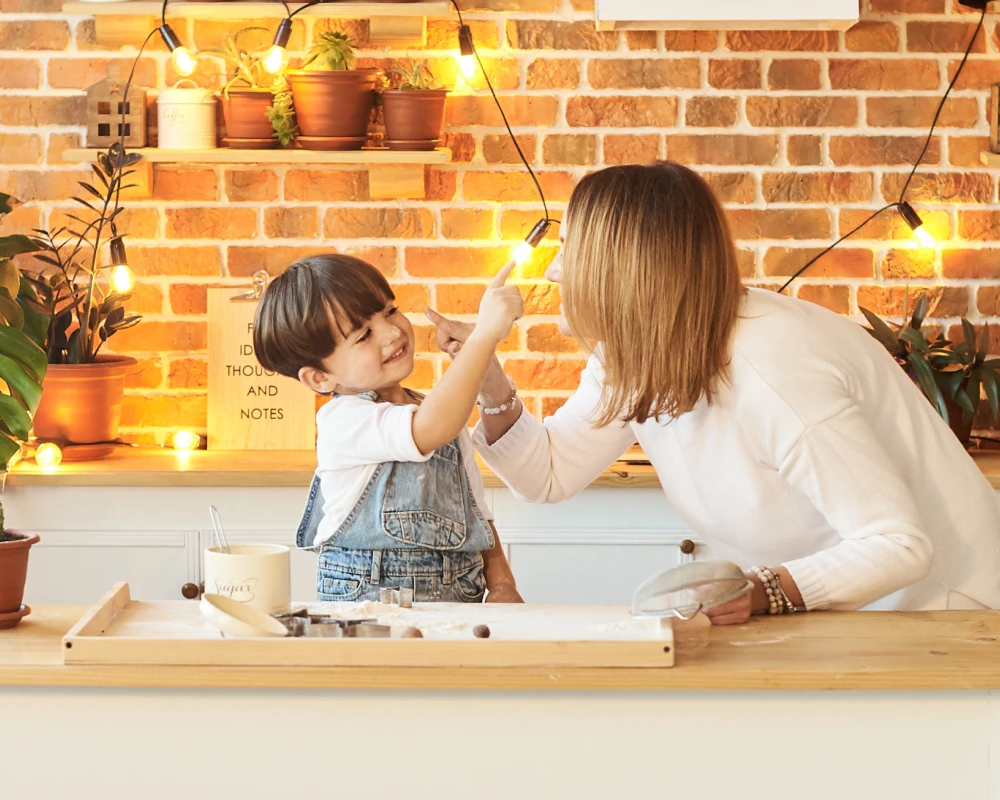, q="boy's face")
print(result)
[298,301,414,395]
